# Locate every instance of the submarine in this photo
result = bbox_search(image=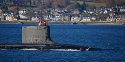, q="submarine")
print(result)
[0,21,102,51]
[0,25,102,51]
